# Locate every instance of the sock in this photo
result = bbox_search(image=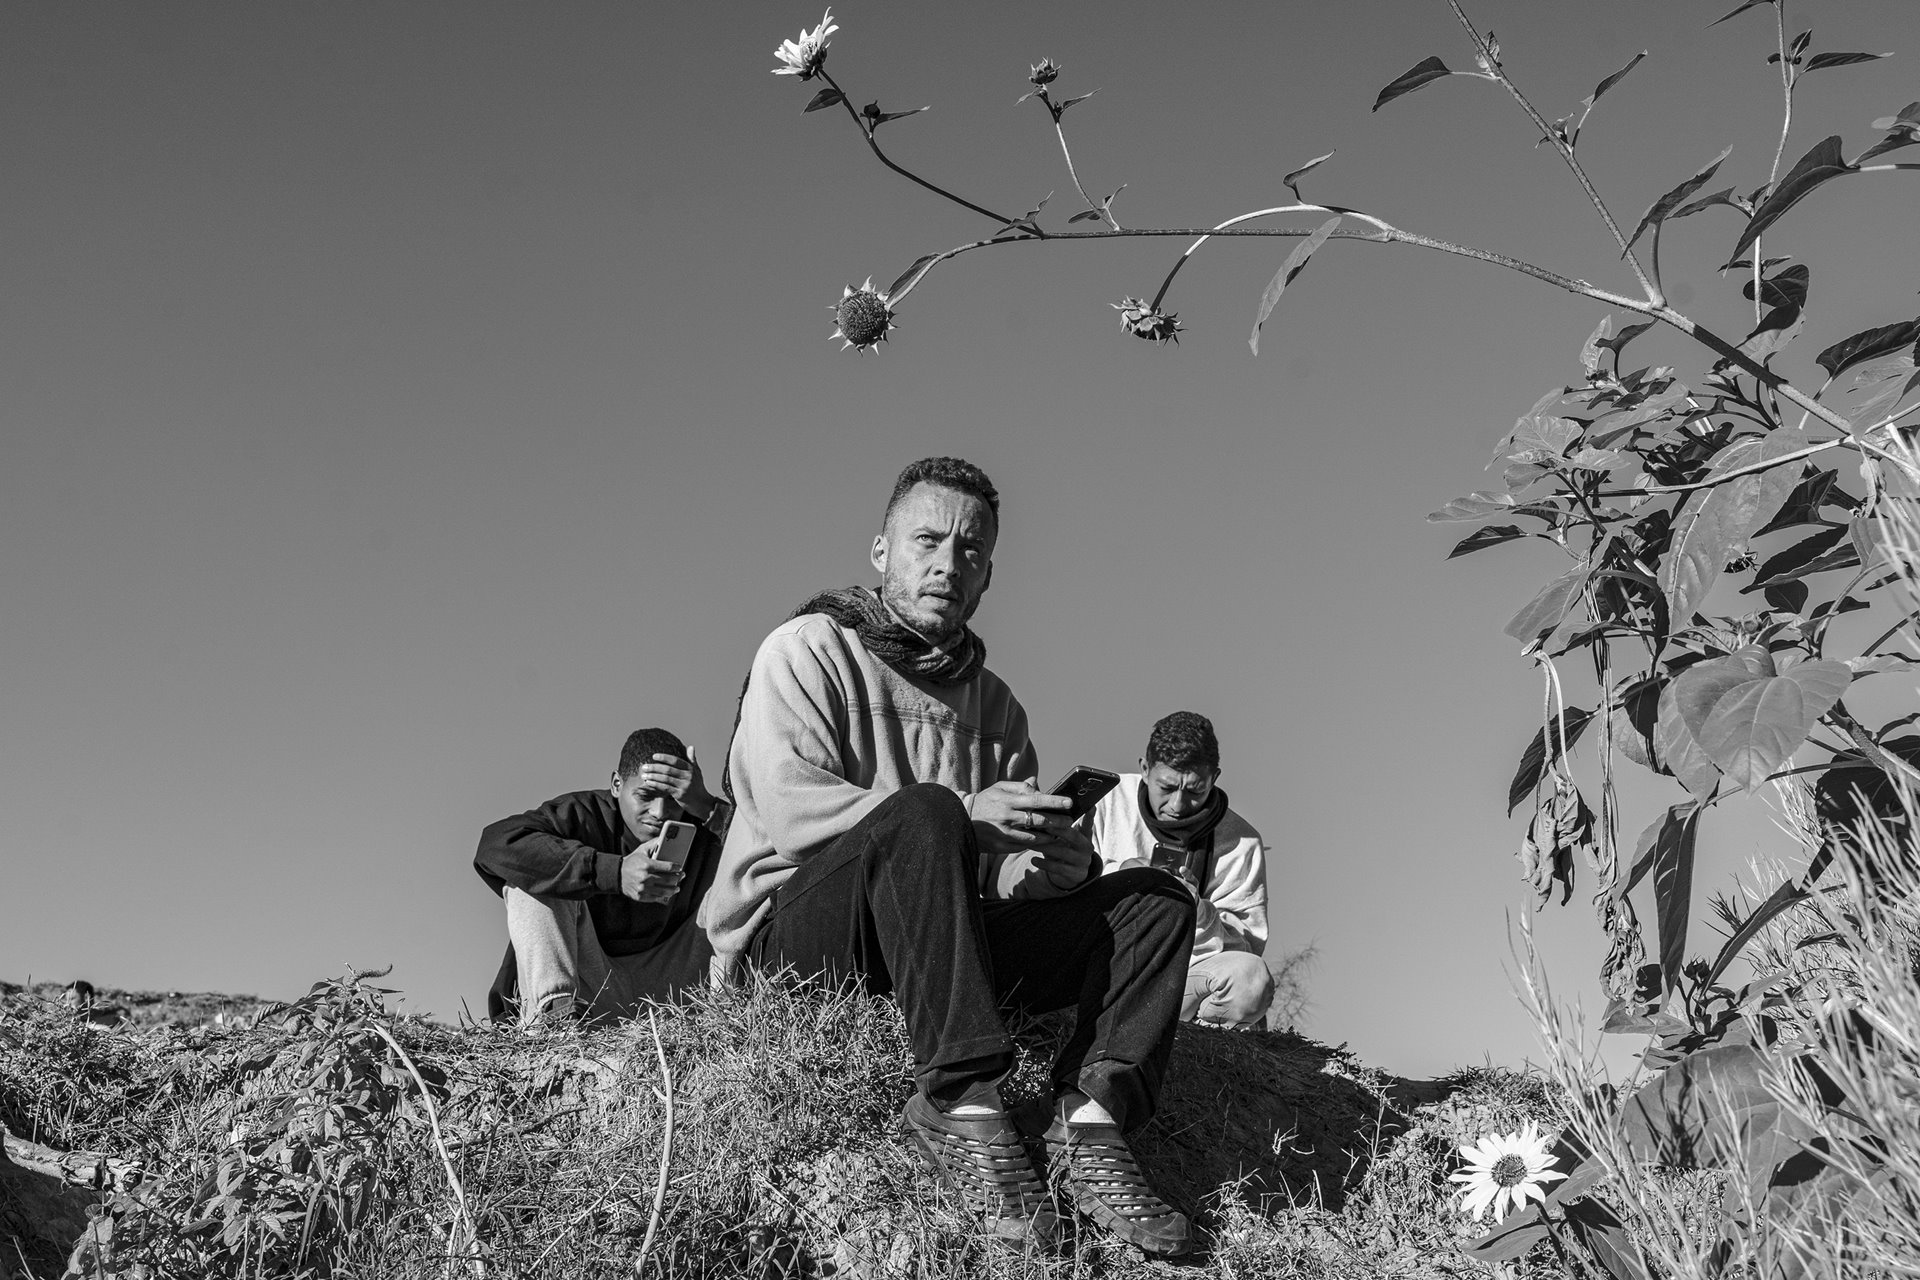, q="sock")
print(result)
[1067,1097,1116,1125]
